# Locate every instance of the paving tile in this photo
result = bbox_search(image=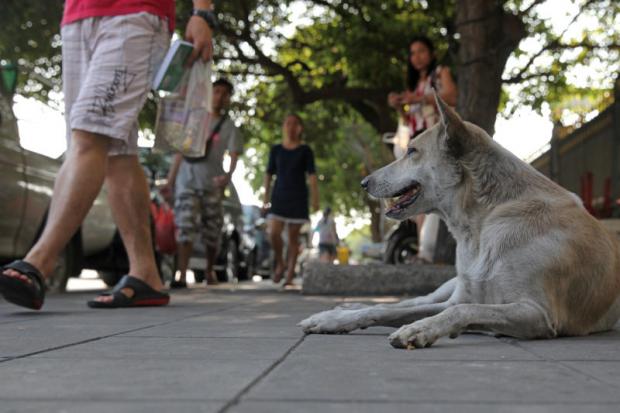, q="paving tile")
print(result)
[563,361,620,388]
[507,330,620,361]
[296,333,541,361]
[31,336,298,361]
[3,286,620,412]
[246,340,620,403]
[124,312,305,338]
[232,401,620,413]
[0,357,273,401]
[0,400,223,413]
